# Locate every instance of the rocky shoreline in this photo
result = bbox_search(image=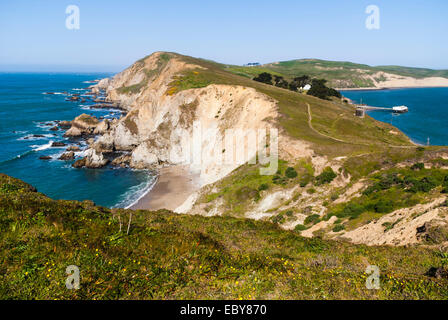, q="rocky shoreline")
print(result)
[37,80,128,166]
